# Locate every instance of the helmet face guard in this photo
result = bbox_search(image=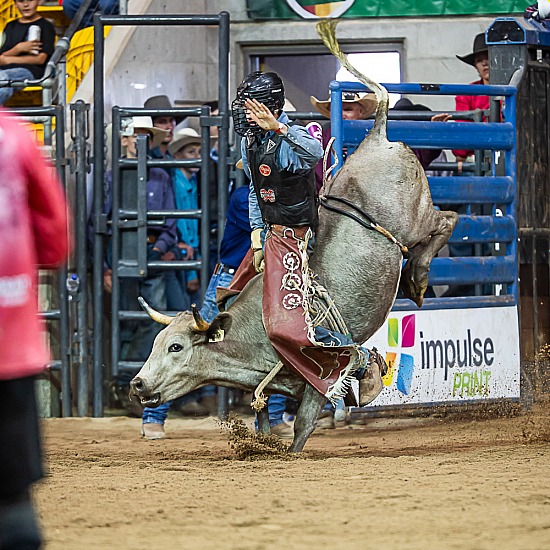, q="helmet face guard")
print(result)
[232,71,285,137]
